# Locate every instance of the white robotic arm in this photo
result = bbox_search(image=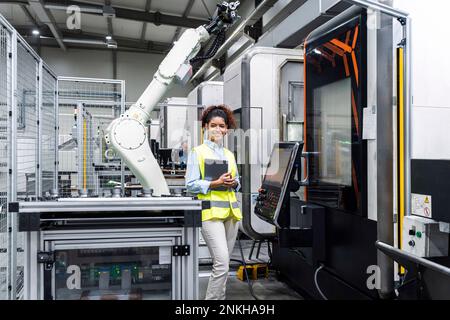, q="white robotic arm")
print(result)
[105,1,240,196]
